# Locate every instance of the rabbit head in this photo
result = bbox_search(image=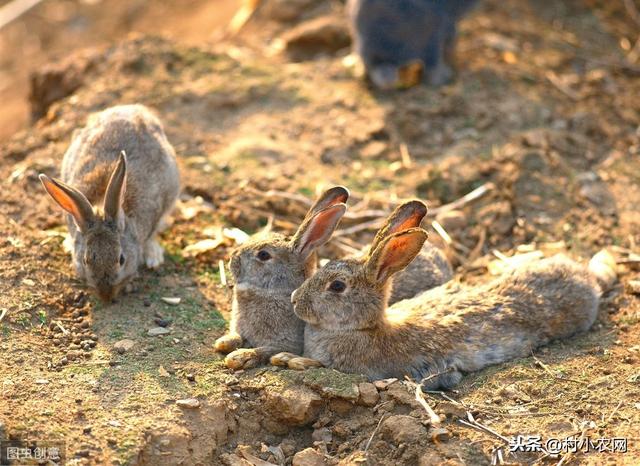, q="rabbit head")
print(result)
[292,227,428,330]
[229,186,349,296]
[40,152,138,302]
